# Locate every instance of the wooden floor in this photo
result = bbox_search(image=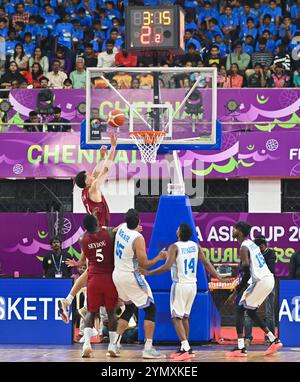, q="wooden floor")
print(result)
[0,343,299,362]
